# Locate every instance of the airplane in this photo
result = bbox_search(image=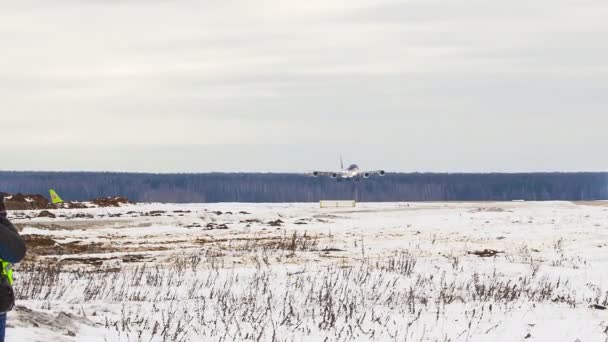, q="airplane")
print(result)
[310,157,386,182]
